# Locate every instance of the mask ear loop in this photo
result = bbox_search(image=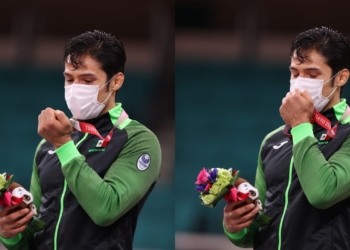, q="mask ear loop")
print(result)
[99,75,115,90]
[324,70,342,85]
[101,90,114,104]
[99,75,116,104]
[324,70,342,99]
[325,85,338,99]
